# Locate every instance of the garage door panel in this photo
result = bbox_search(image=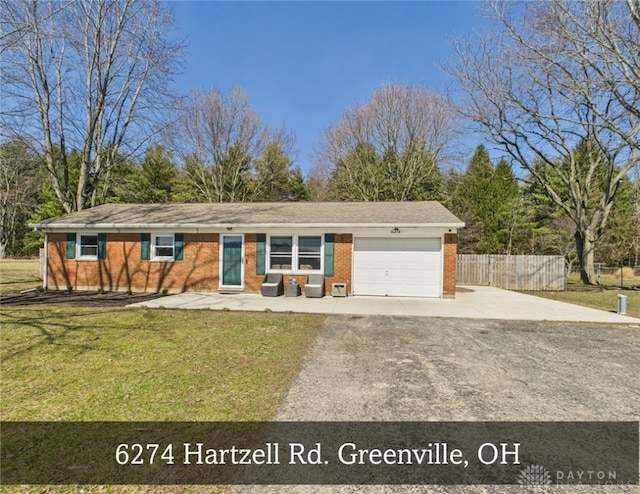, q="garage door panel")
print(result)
[356,237,440,252]
[353,237,442,298]
[384,282,430,297]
